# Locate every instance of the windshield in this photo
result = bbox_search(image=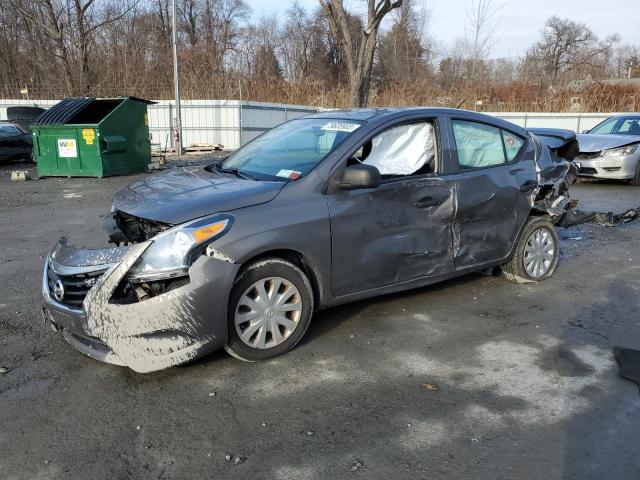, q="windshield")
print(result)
[221,118,363,181]
[0,124,21,138]
[589,116,640,136]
